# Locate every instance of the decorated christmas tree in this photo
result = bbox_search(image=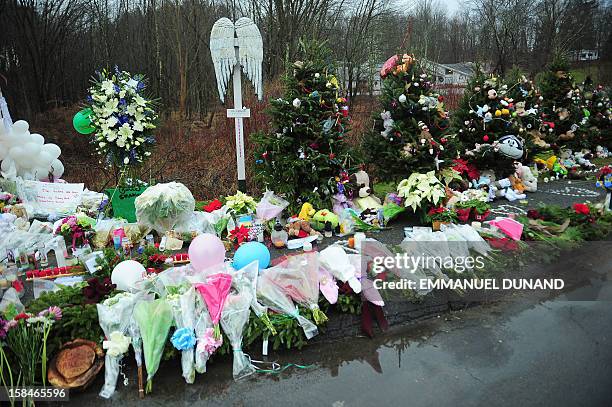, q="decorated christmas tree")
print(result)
[363,54,458,182]
[251,41,352,212]
[536,55,591,151]
[452,67,533,177]
[581,79,611,150]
